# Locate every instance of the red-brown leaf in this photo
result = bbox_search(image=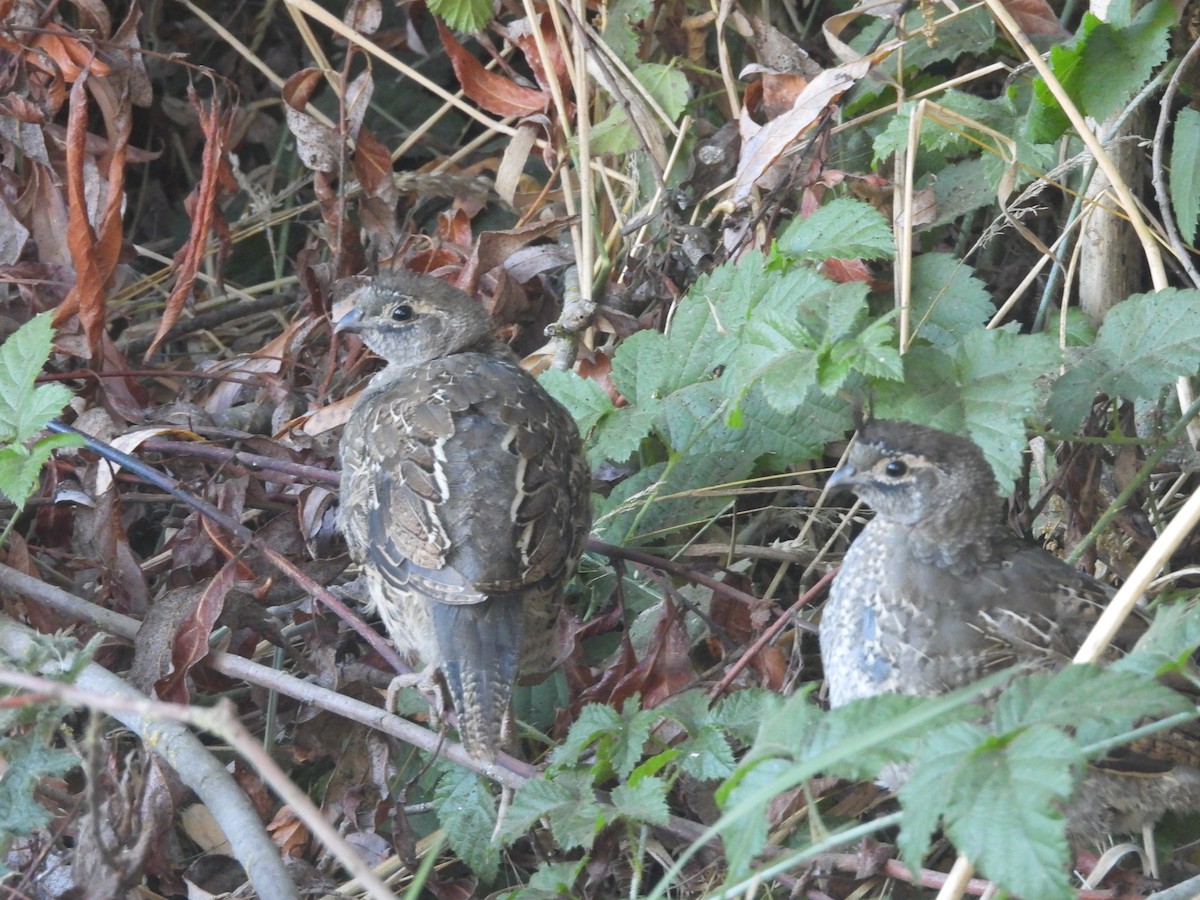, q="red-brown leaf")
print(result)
[157,560,238,704]
[436,20,548,118]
